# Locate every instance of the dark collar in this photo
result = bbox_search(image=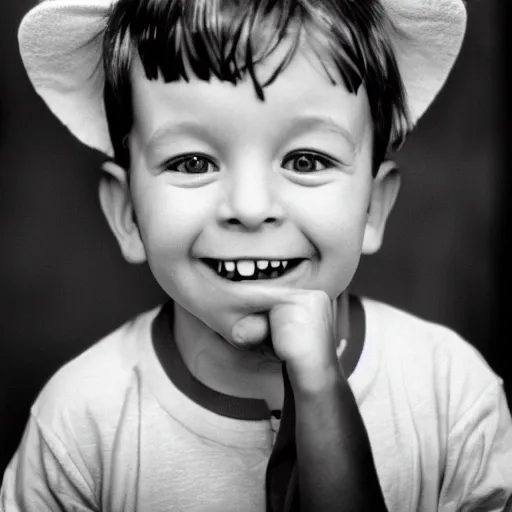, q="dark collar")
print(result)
[151,295,365,421]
